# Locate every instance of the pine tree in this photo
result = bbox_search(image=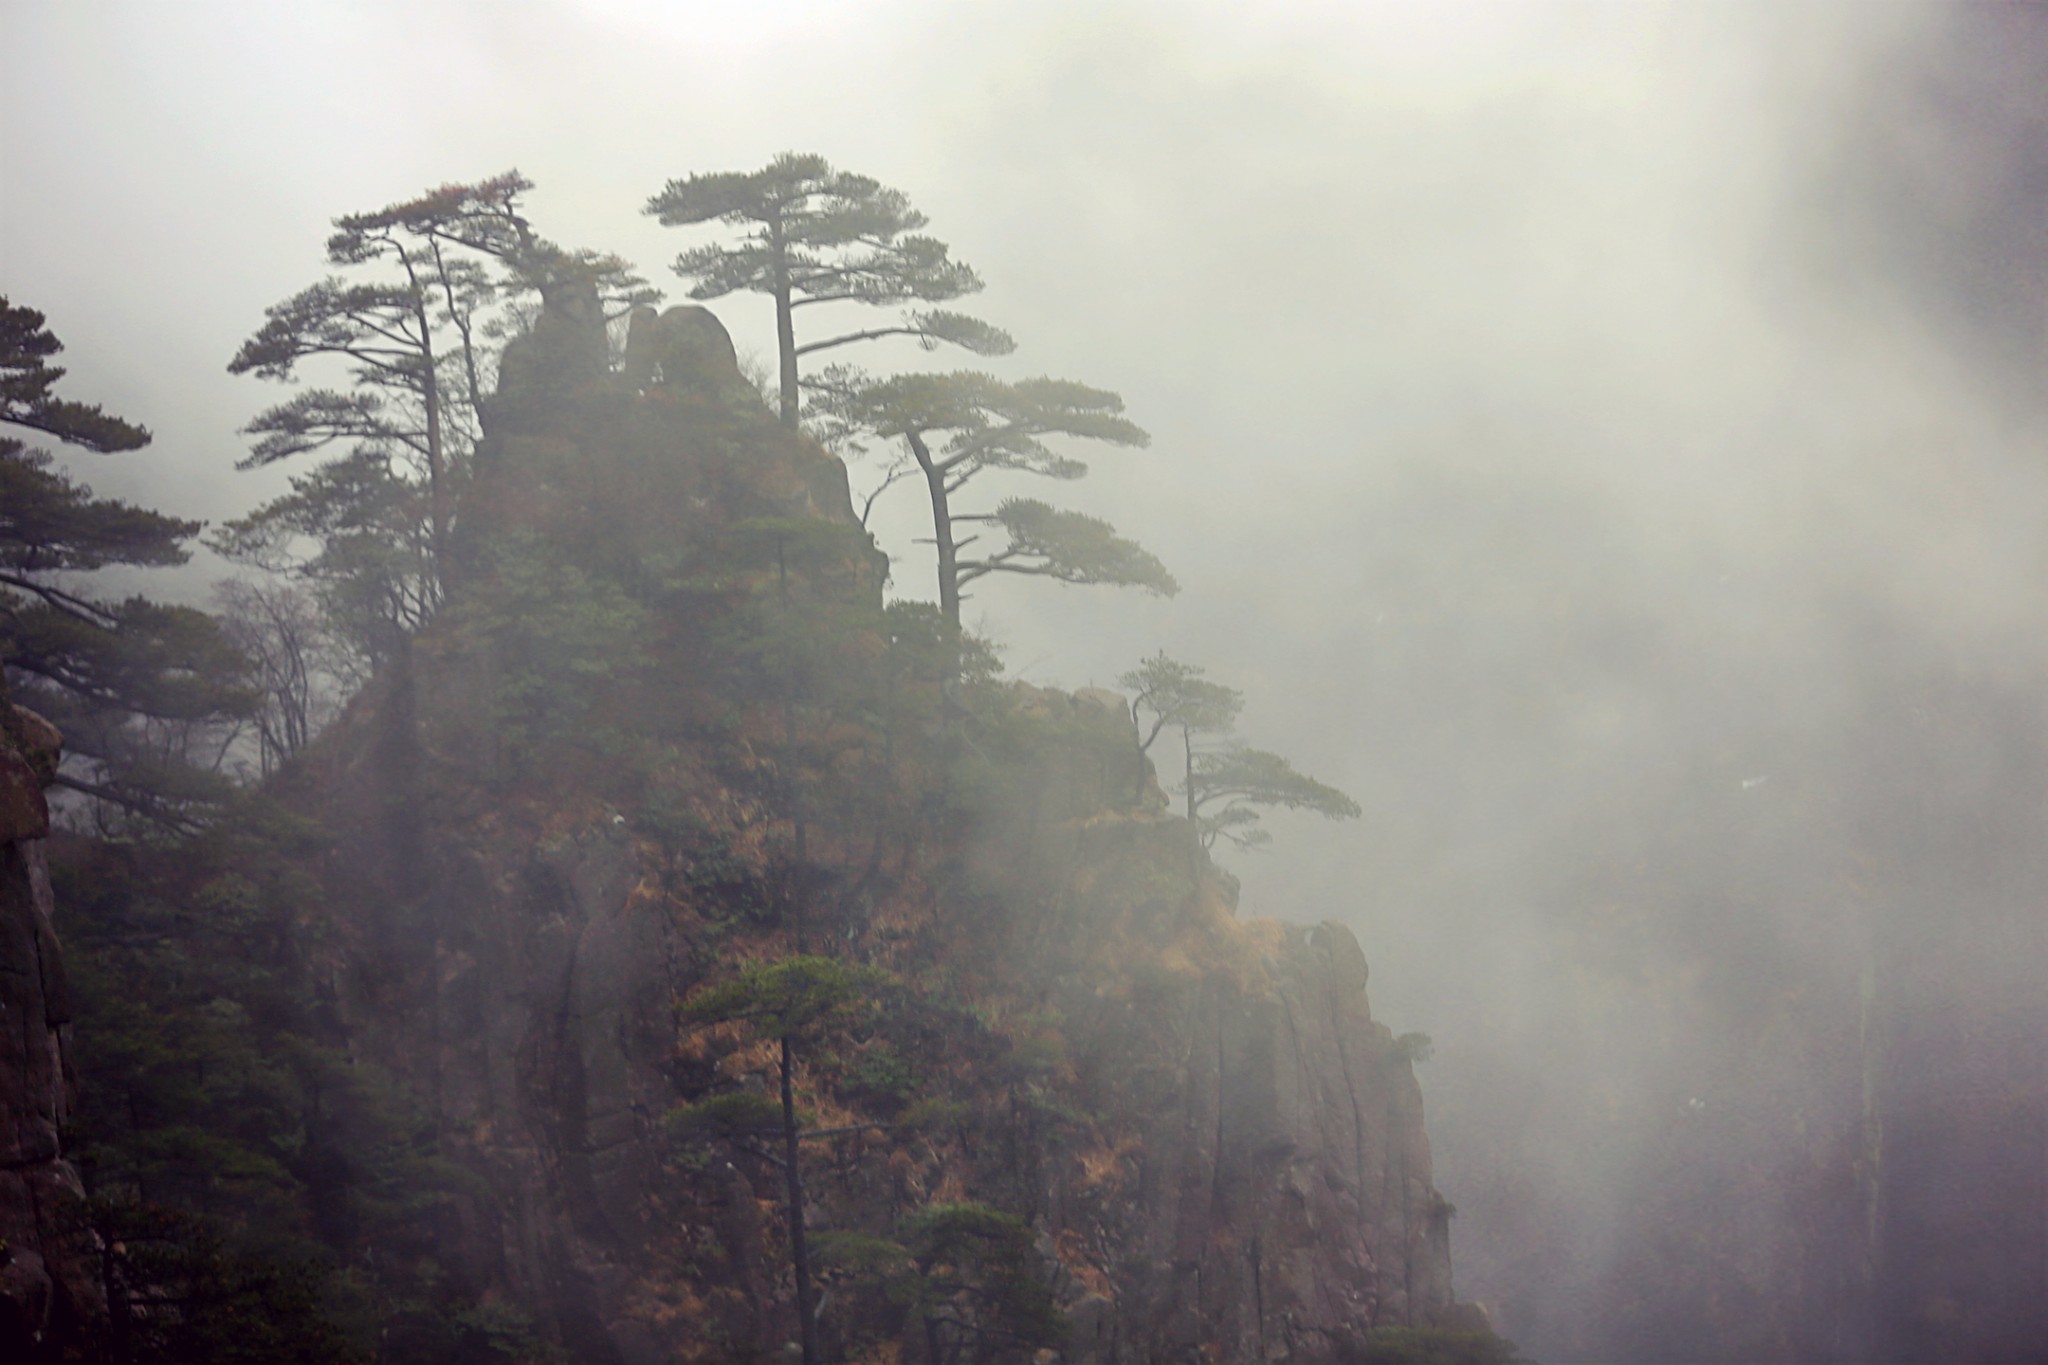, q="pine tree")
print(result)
[224,173,654,673]
[646,153,1014,426]
[834,372,1174,625]
[1119,651,1244,803]
[896,1202,1066,1363]
[679,956,886,1365]
[1,299,252,828]
[1187,744,1361,851]
[1120,652,1360,853]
